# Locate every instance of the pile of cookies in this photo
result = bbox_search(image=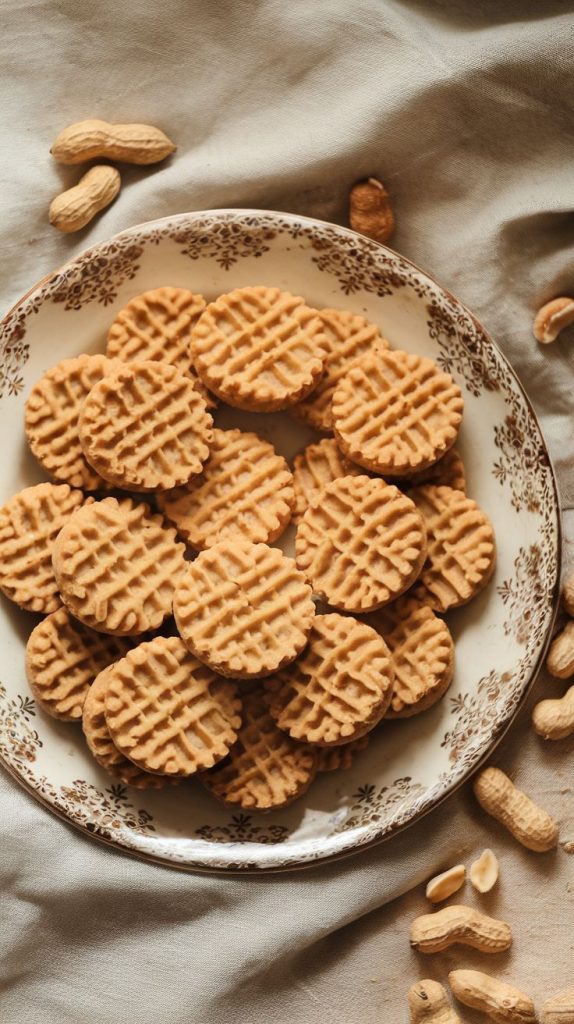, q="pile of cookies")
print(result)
[0,284,496,811]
